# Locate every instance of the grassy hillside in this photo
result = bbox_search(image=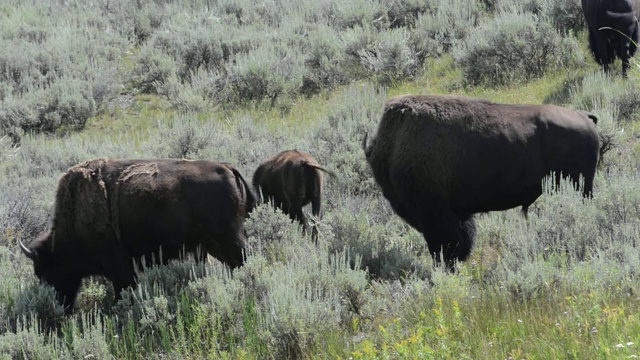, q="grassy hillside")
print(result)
[1,0,640,359]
